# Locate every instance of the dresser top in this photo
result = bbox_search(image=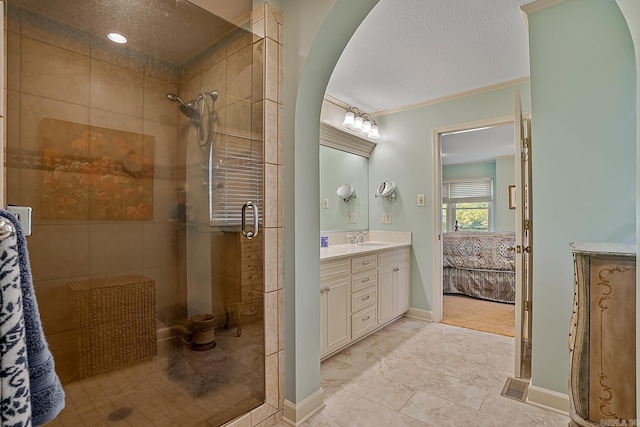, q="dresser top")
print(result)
[569,242,636,257]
